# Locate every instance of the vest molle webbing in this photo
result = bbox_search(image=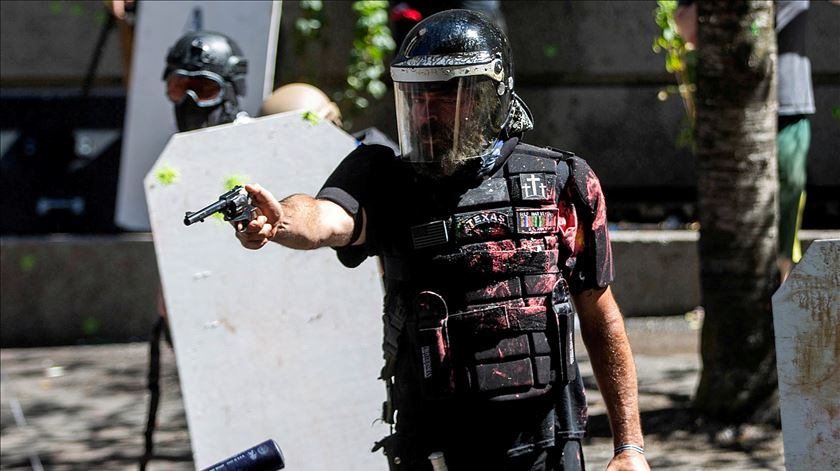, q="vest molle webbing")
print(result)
[383,144,578,405]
